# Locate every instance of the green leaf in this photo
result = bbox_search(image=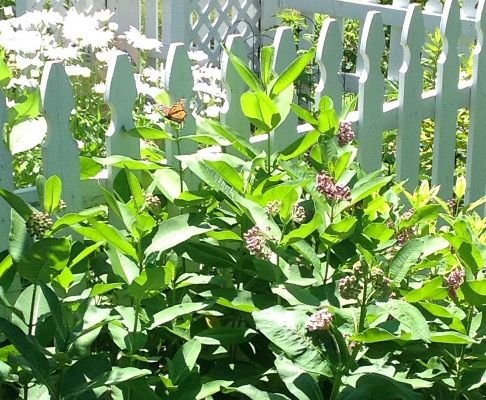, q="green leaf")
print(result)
[405,277,447,303]
[281,212,323,245]
[378,299,431,342]
[92,155,161,170]
[125,167,144,212]
[89,220,138,261]
[106,246,139,285]
[260,46,275,87]
[0,51,12,87]
[253,306,331,376]
[241,91,280,132]
[269,48,316,97]
[39,284,67,344]
[126,126,172,140]
[17,238,71,284]
[145,213,213,256]
[275,355,324,400]
[290,103,318,125]
[430,331,475,344]
[280,129,321,161]
[80,156,103,179]
[205,159,244,193]
[8,88,41,124]
[0,318,52,392]
[317,96,339,133]
[194,327,256,345]
[231,385,291,400]
[339,373,423,400]
[8,210,32,262]
[460,280,486,307]
[389,238,425,284]
[43,175,62,214]
[149,302,210,329]
[352,327,399,343]
[224,47,263,92]
[321,217,357,245]
[168,339,201,385]
[0,188,32,220]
